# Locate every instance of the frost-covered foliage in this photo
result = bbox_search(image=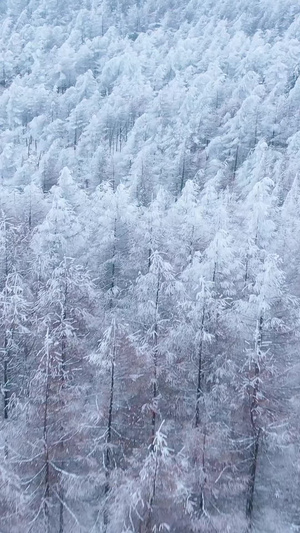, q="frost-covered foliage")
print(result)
[0,0,299,531]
